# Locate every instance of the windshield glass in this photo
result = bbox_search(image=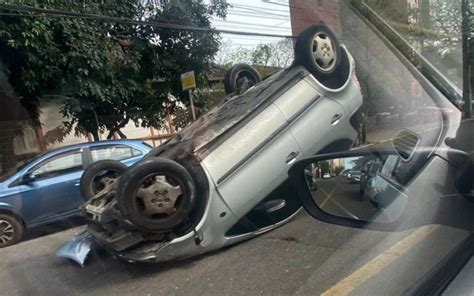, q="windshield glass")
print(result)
[0,0,472,295]
[366,0,463,89]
